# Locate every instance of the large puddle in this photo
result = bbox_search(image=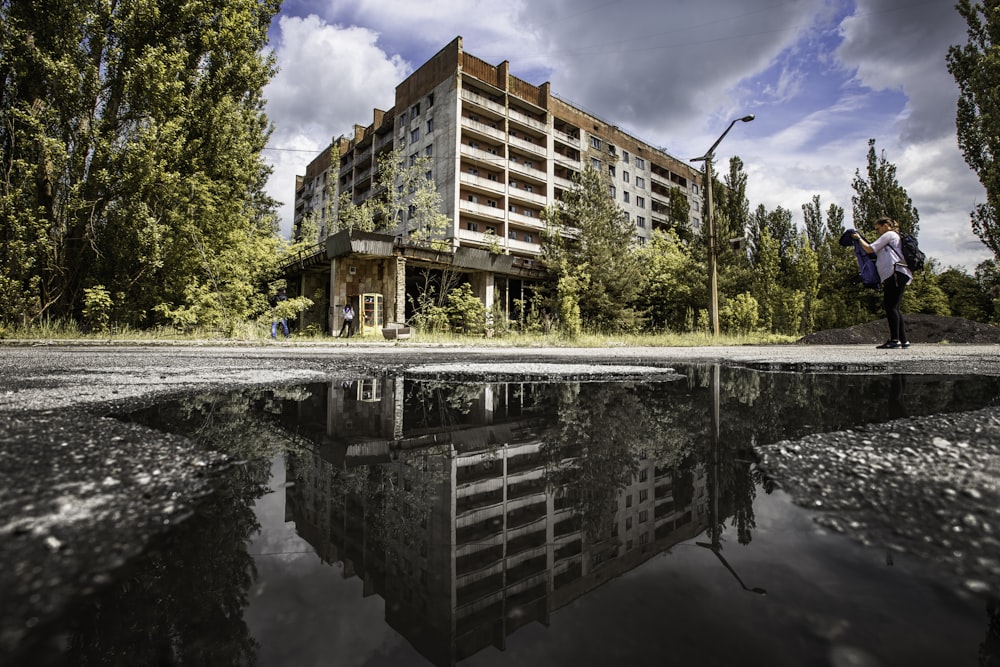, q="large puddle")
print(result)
[26,365,1000,665]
